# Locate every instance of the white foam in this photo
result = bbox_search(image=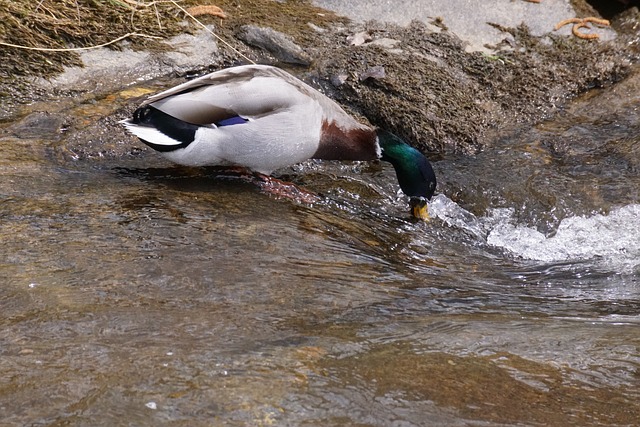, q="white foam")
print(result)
[429,194,640,270]
[428,194,485,240]
[487,204,640,266]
